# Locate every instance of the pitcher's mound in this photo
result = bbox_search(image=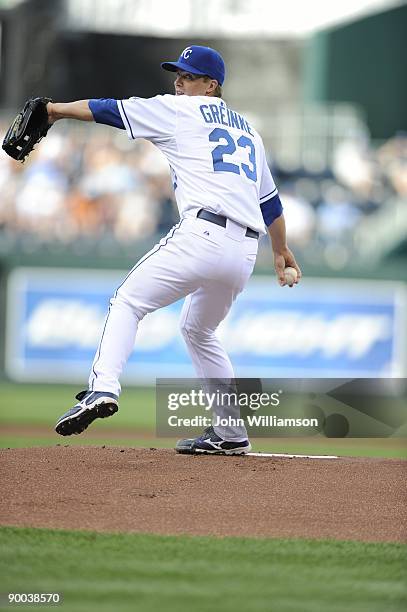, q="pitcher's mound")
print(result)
[1,446,406,542]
